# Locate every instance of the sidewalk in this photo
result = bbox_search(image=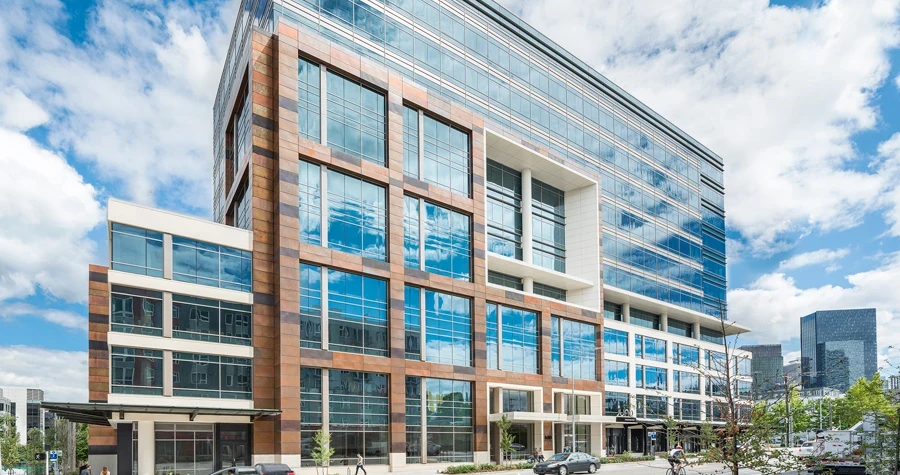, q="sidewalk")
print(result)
[375,459,769,475]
